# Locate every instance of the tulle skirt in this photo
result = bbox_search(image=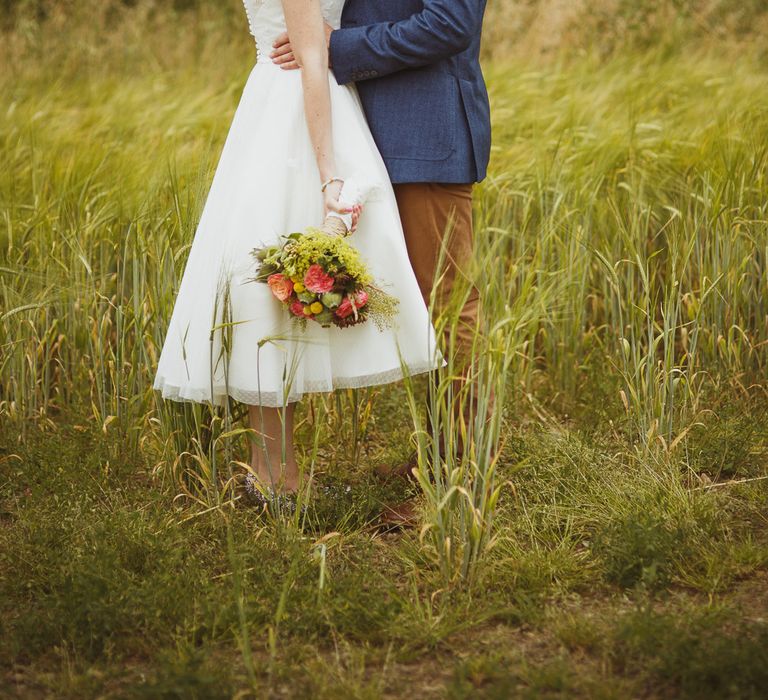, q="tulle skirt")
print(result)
[153,59,441,407]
